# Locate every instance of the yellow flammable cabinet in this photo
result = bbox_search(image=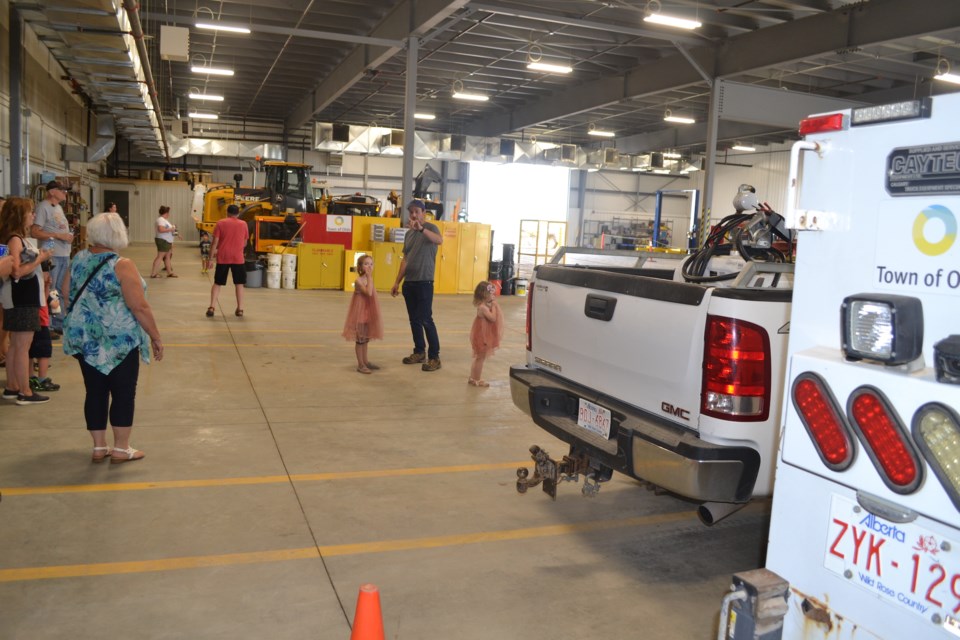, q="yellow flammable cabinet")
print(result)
[457,222,492,293]
[297,243,344,289]
[352,217,401,251]
[371,241,404,291]
[433,221,460,294]
[342,250,362,292]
